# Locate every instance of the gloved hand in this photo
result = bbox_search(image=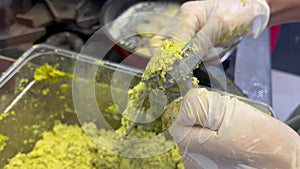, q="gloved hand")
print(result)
[150,0,270,61]
[166,88,300,169]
